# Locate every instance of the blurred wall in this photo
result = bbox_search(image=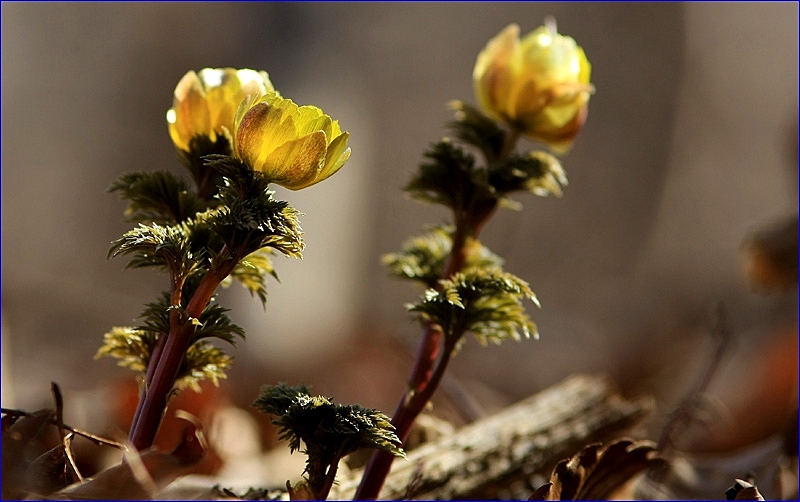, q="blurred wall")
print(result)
[2,3,797,418]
